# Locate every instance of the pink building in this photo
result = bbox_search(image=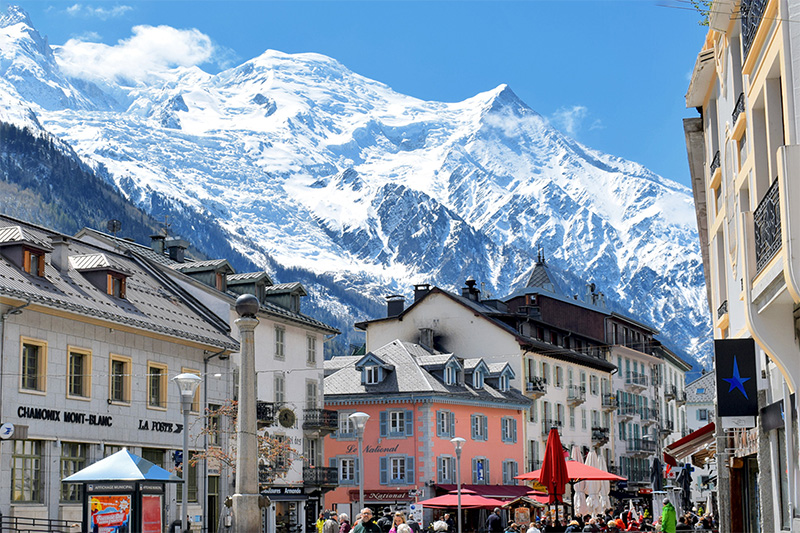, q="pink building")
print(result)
[323,340,530,520]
